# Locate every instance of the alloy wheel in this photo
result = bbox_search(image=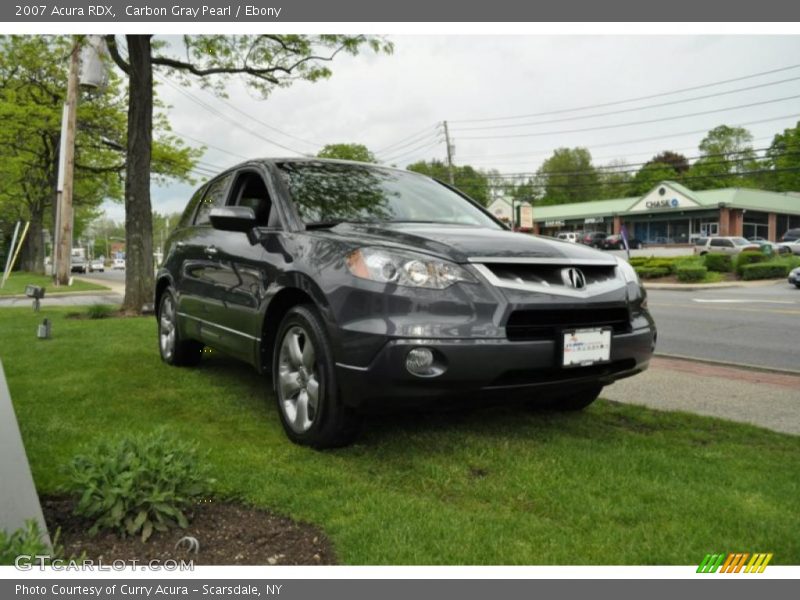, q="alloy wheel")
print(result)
[159,295,176,360]
[278,325,320,433]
